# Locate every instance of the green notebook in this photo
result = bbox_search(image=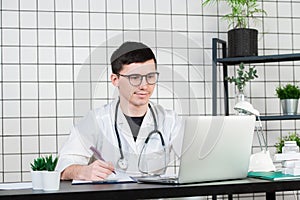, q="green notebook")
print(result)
[248,171,300,181]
